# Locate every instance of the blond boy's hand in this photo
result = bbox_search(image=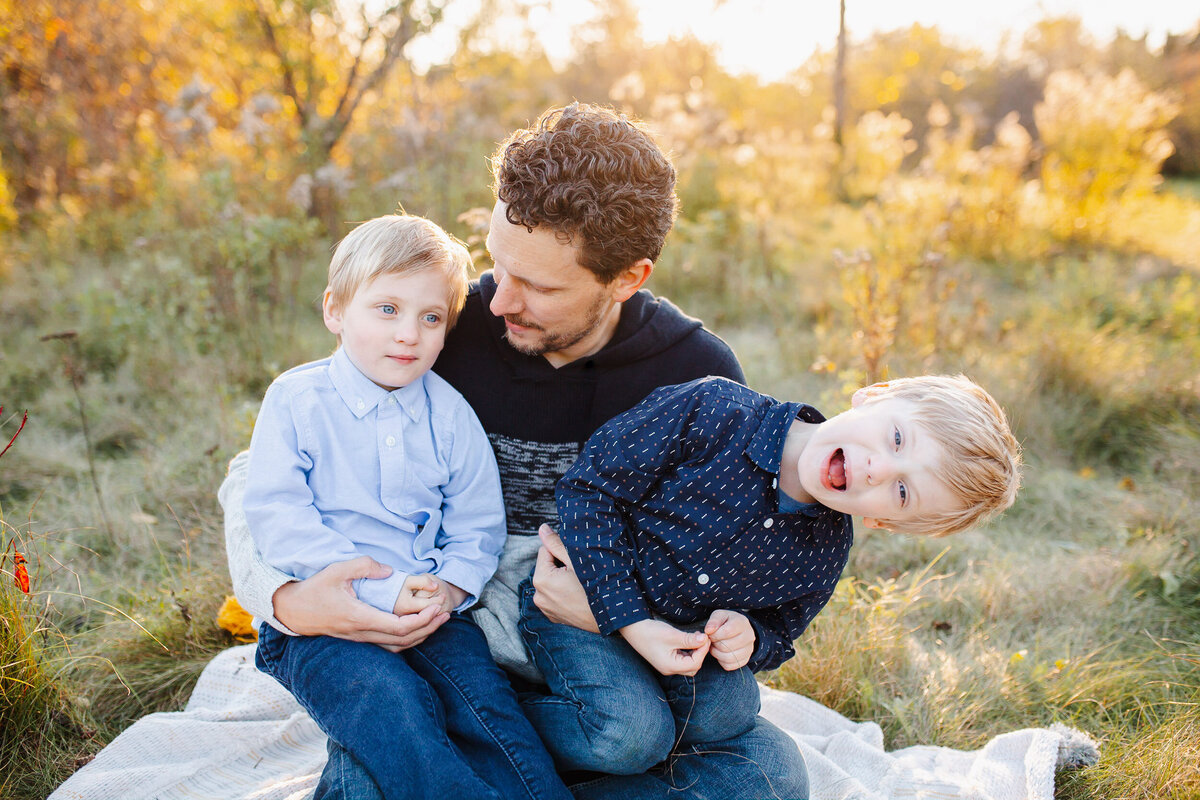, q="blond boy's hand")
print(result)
[705,610,756,671]
[393,574,445,616]
[620,618,711,677]
[408,573,469,614]
[432,575,468,613]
